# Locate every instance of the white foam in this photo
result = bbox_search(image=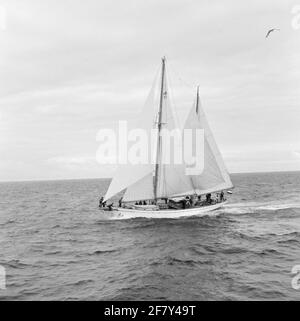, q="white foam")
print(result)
[221,201,300,215]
